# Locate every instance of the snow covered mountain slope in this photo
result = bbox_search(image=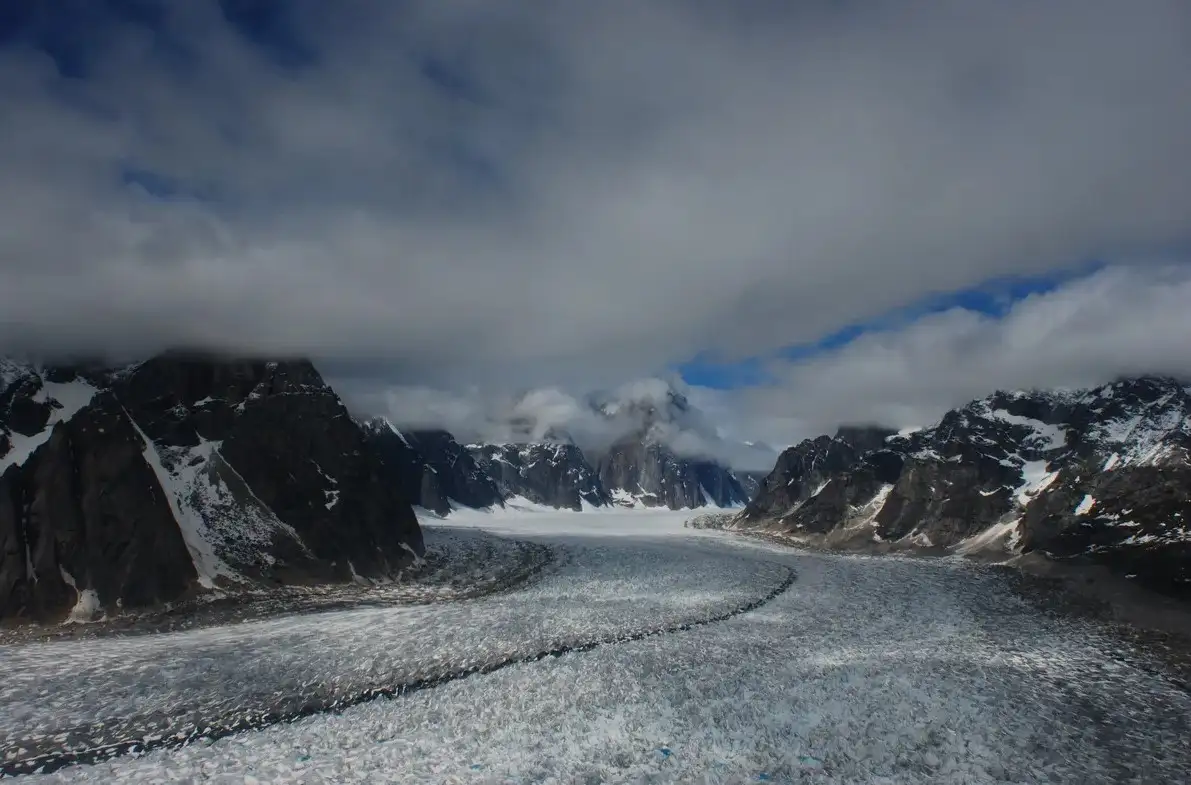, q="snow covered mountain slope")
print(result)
[0,355,424,623]
[739,378,1191,597]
